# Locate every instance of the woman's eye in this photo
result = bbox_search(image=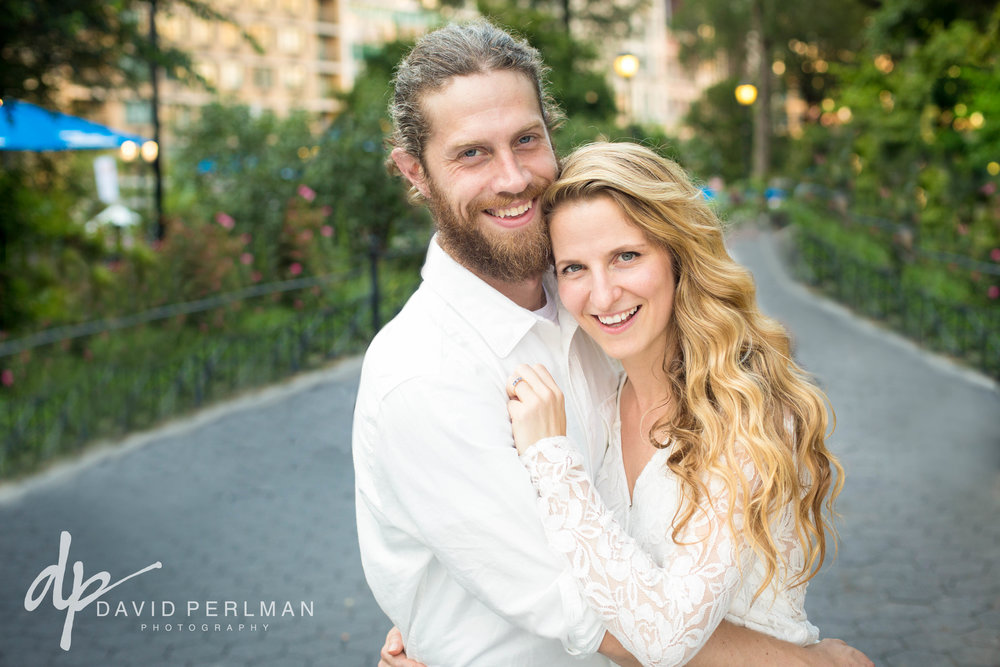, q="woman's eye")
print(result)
[619,251,639,262]
[560,264,583,275]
